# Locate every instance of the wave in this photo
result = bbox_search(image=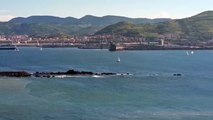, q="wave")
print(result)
[53,73,133,79]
